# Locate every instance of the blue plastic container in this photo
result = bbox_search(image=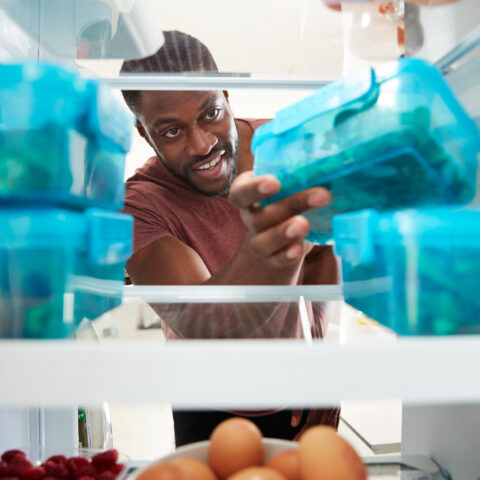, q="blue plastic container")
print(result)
[252,58,480,244]
[0,62,133,210]
[333,207,480,335]
[0,208,133,338]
